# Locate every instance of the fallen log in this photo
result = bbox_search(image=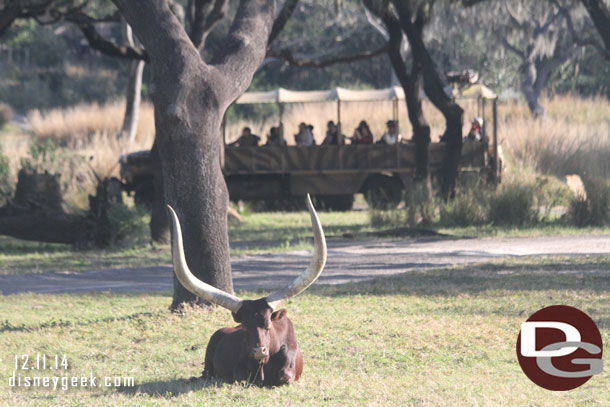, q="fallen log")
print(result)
[0,212,90,244]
